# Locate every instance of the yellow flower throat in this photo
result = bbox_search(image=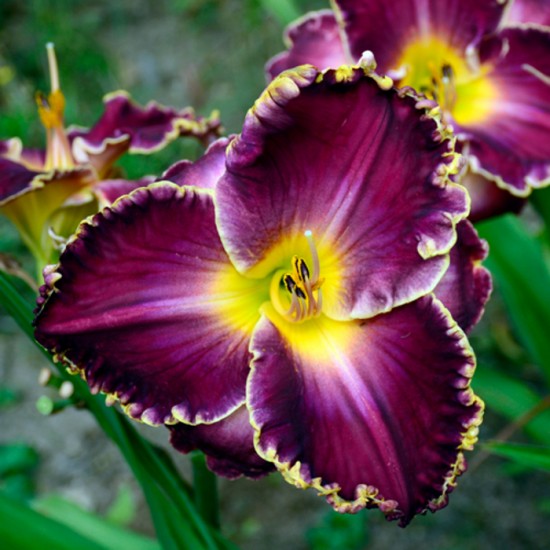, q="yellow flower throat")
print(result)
[270,230,324,323]
[396,36,498,126]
